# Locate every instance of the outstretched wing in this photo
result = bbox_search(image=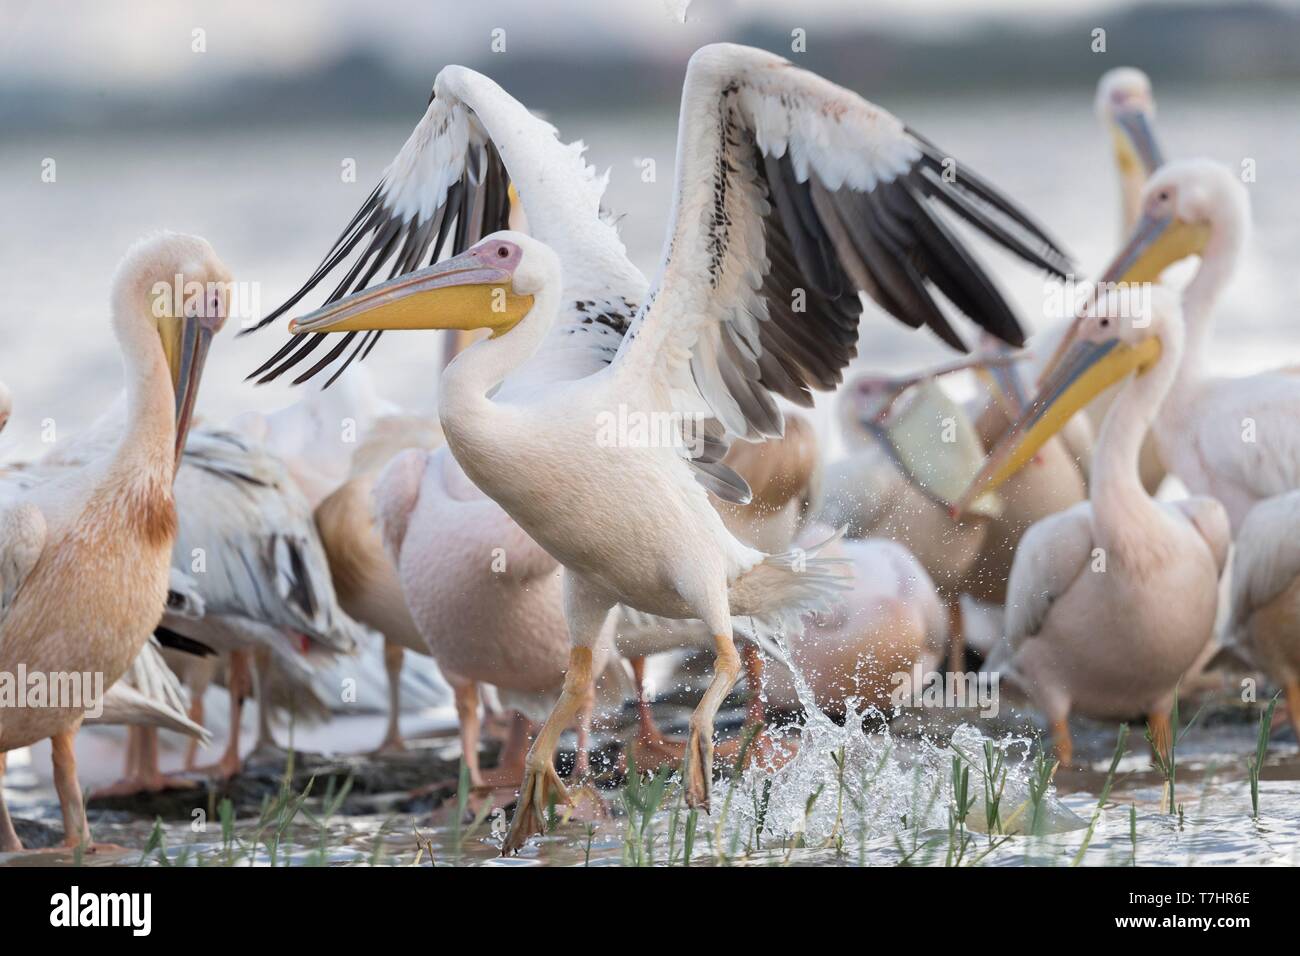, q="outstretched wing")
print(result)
[615,44,1071,443]
[249,65,644,388]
